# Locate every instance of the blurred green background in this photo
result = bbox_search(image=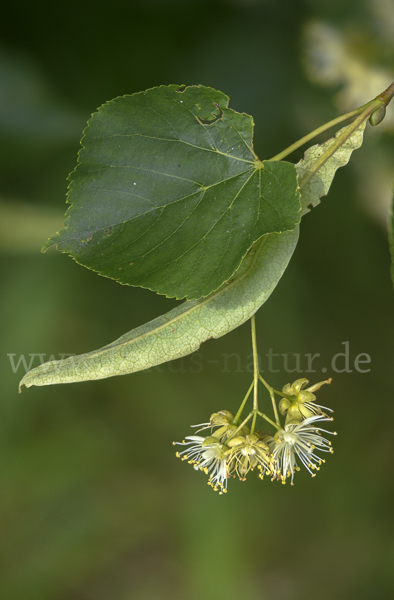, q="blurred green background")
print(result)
[1,0,394,598]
